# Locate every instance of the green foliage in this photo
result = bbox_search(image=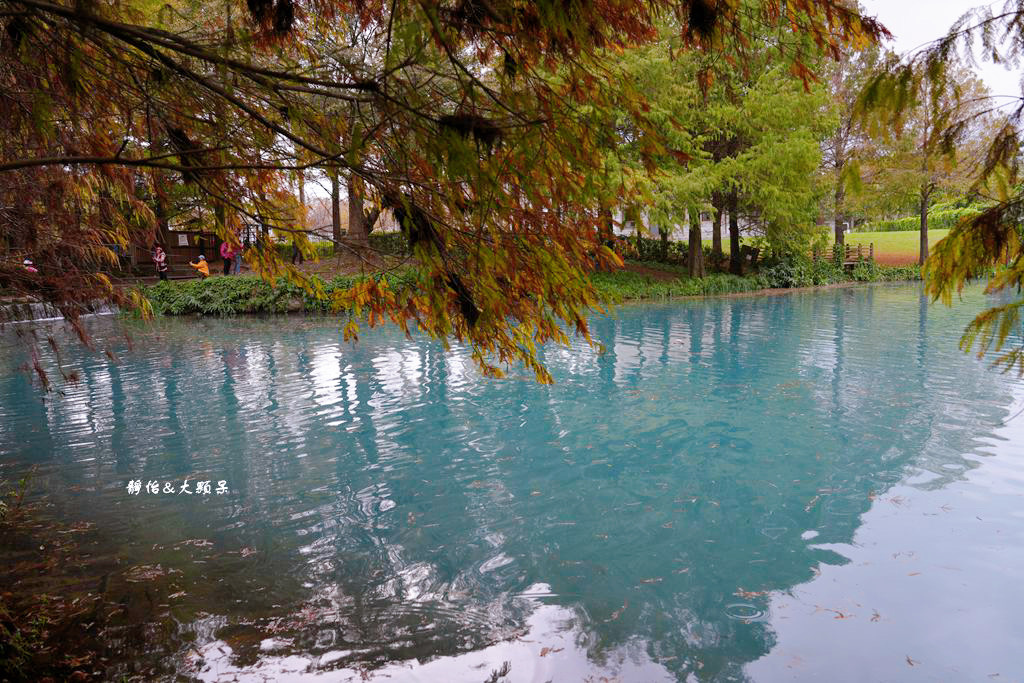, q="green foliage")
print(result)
[759,252,844,288]
[0,598,48,681]
[367,232,410,255]
[141,258,923,321]
[759,251,920,288]
[591,270,767,301]
[142,273,413,316]
[272,242,335,260]
[617,236,695,264]
[0,469,32,525]
[270,233,410,260]
[850,262,922,282]
[859,206,981,232]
